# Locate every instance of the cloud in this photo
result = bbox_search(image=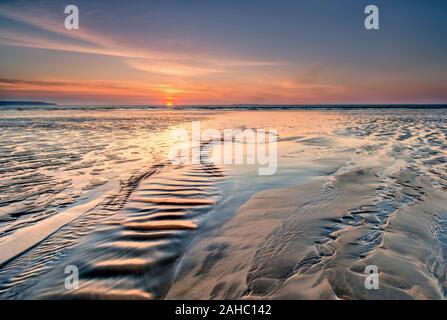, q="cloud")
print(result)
[0,78,160,94]
[0,4,283,77]
[0,31,146,58]
[128,60,226,77]
[0,5,114,48]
